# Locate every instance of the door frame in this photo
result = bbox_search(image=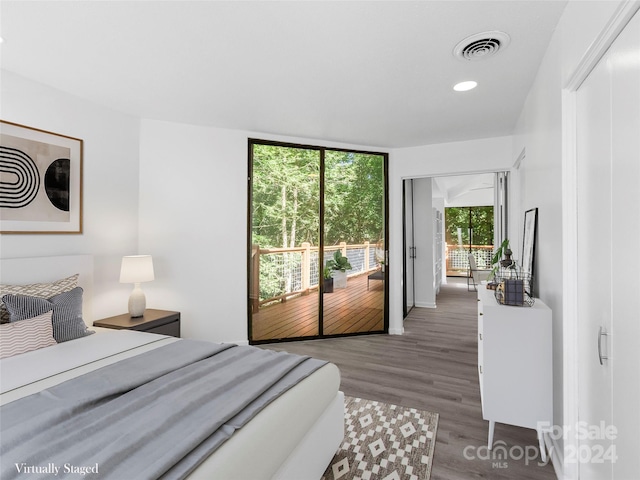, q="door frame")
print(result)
[402,179,416,318]
[247,138,390,343]
[561,2,640,478]
[400,171,506,302]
